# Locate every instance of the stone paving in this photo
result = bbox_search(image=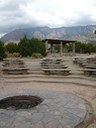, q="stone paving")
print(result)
[0,55,96,128]
[0,90,87,128]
